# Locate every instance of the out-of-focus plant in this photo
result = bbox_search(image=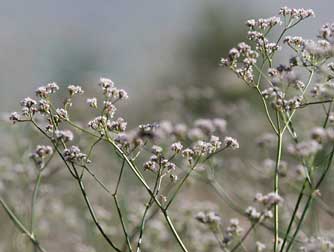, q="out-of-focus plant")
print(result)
[5,78,238,252]
[221,6,334,252]
[2,6,334,252]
